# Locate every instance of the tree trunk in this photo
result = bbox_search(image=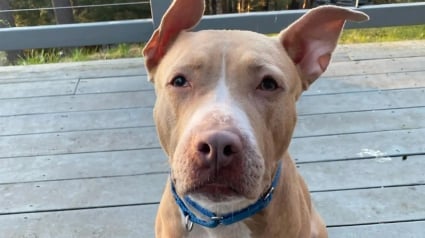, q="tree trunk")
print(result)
[221,0,229,13]
[212,0,217,14]
[205,0,210,14]
[51,0,74,24]
[0,0,20,64]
